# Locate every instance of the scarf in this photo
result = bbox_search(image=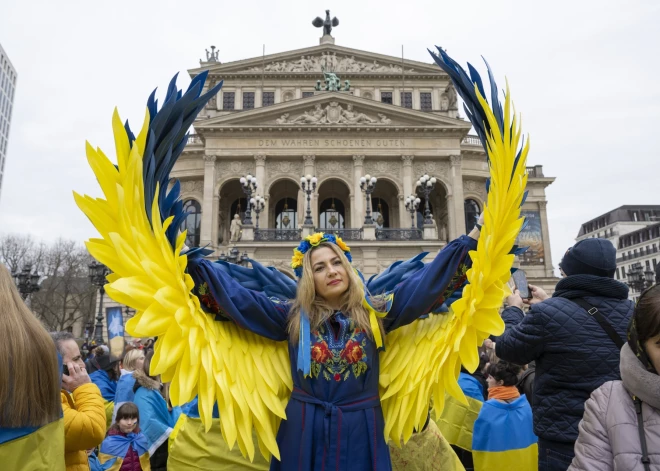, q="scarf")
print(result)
[552,274,629,300]
[620,343,660,410]
[488,385,520,401]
